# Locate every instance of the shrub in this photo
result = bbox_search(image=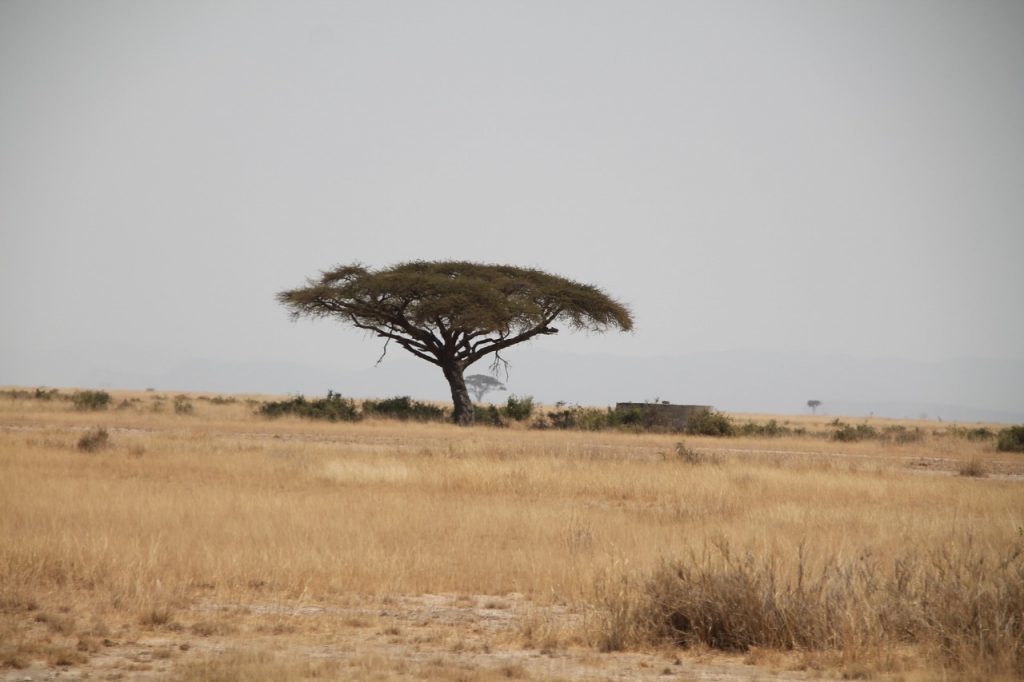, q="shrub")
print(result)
[2,388,62,401]
[958,459,988,478]
[537,405,615,431]
[735,419,790,438]
[684,409,734,437]
[615,405,679,432]
[830,420,878,442]
[881,424,923,444]
[594,540,1024,676]
[71,390,111,411]
[361,396,447,422]
[948,425,995,442]
[996,425,1024,453]
[173,395,194,415]
[77,428,110,452]
[258,391,360,422]
[473,404,505,427]
[502,395,535,421]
